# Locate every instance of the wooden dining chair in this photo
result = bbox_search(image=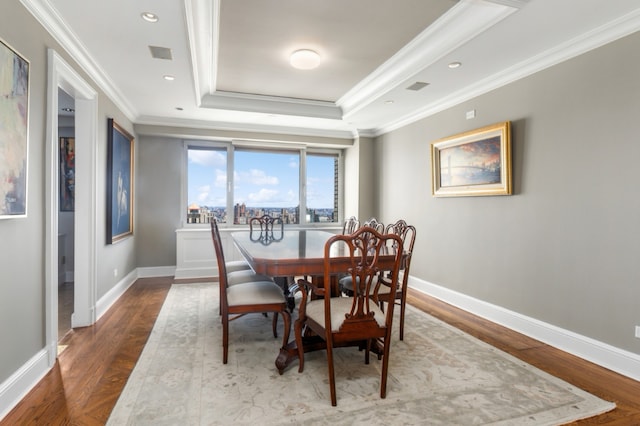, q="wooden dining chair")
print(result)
[249,214,284,243]
[338,218,385,296]
[211,220,291,367]
[342,216,360,234]
[376,220,416,341]
[294,226,404,406]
